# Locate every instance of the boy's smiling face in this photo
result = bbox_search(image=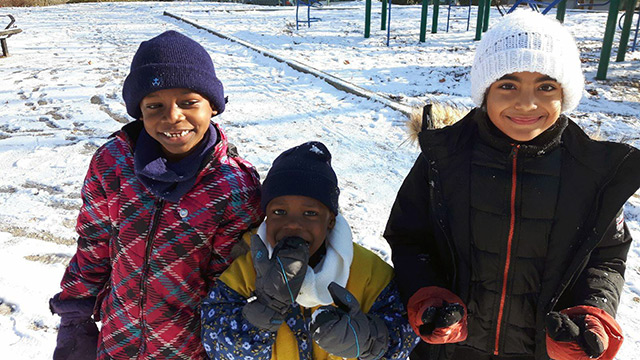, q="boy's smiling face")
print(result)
[265,195,336,256]
[140,88,217,161]
[485,71,563,142]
